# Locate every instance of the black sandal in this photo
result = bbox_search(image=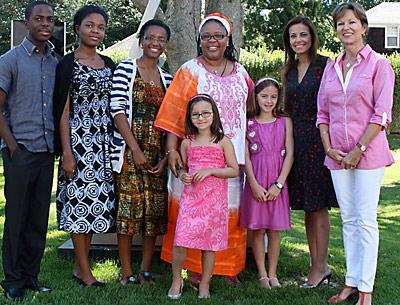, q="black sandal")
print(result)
[87,281,106,288]
[73,274,106,288]
[138,271,154,284]
[120,274,141,285]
